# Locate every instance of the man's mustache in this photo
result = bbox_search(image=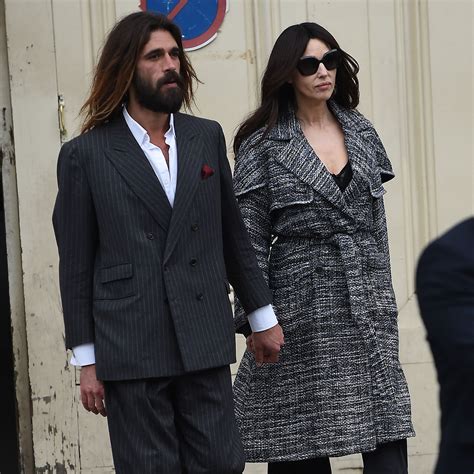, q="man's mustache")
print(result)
[156,71,184,90]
